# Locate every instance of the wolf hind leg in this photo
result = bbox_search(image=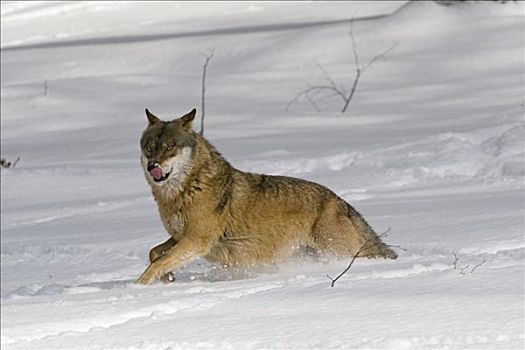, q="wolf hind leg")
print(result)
[343,201,397,259]
[310,198,397,259]
[149,237,178,282]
